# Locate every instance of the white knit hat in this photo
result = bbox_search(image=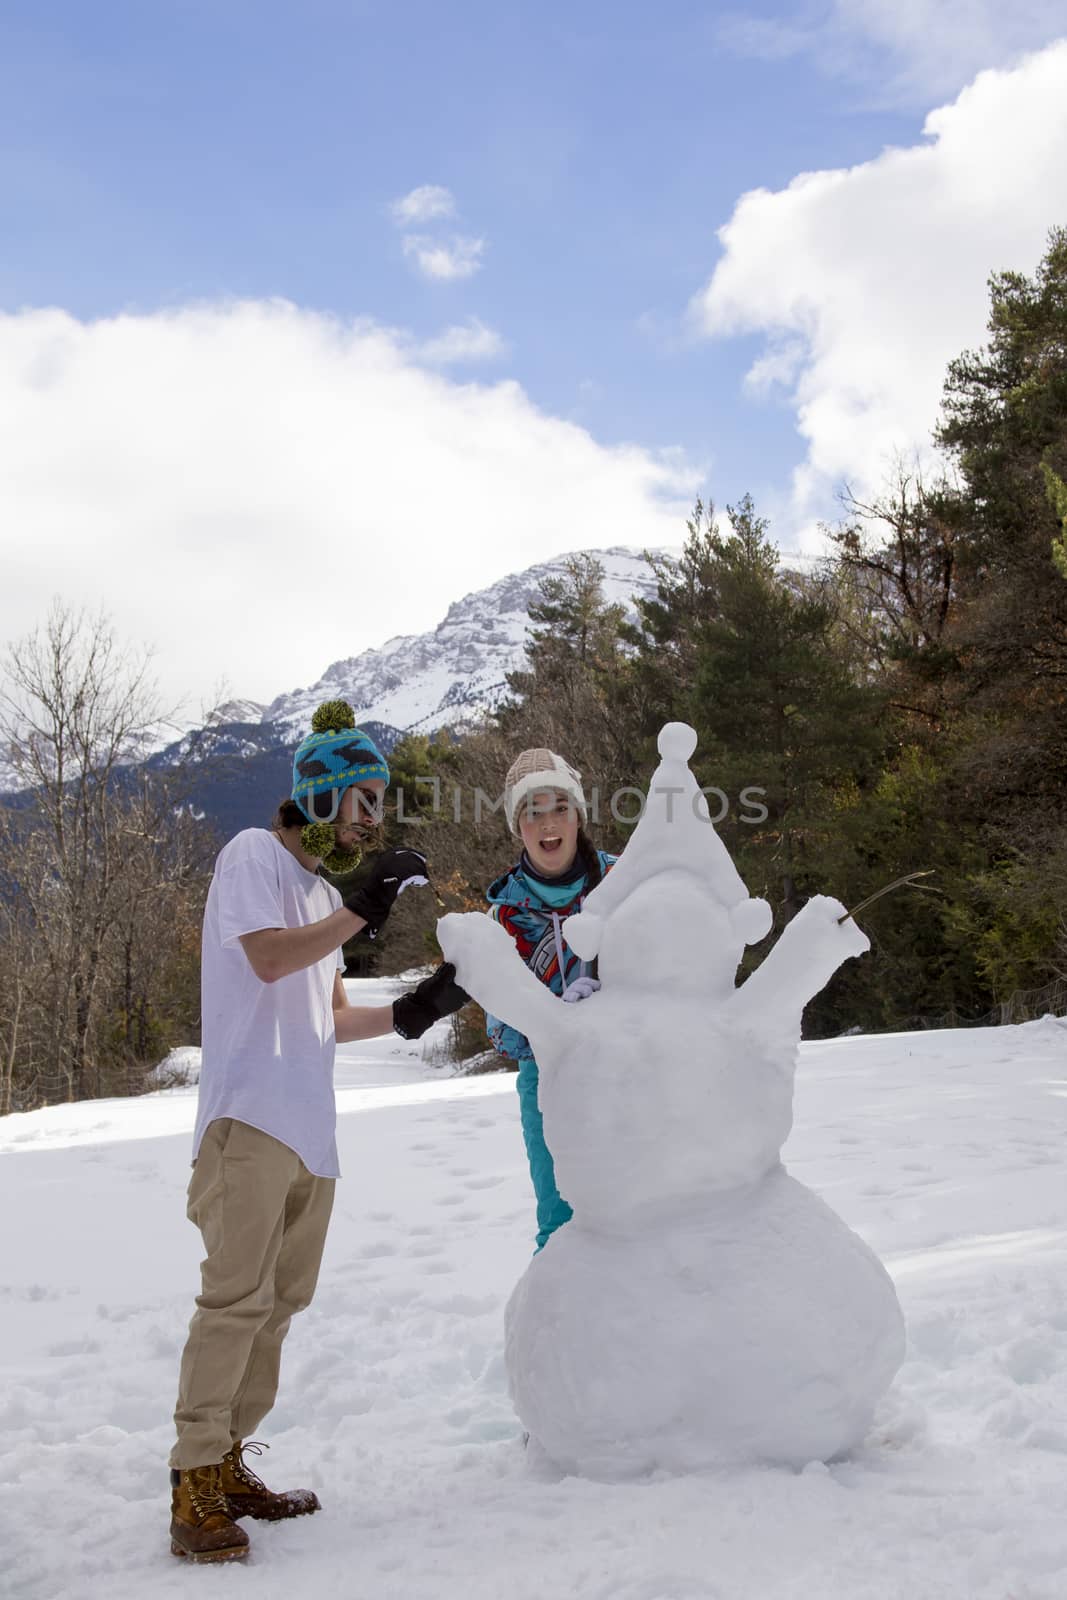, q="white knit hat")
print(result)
[504,748,587,834]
